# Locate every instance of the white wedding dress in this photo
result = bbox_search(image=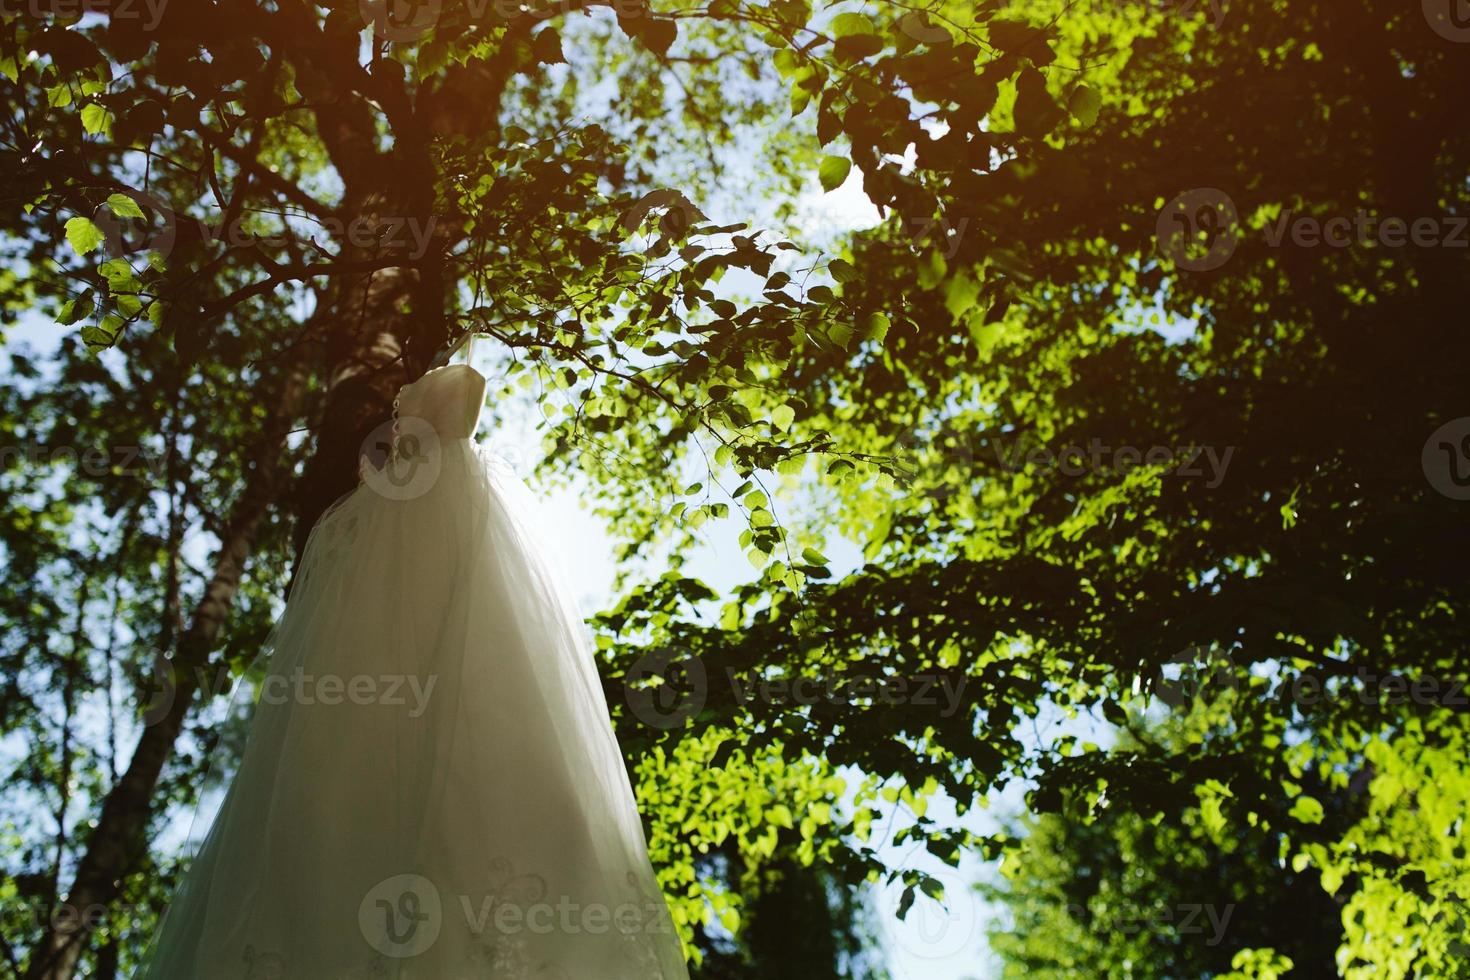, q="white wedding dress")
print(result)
[137,364,690,979]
